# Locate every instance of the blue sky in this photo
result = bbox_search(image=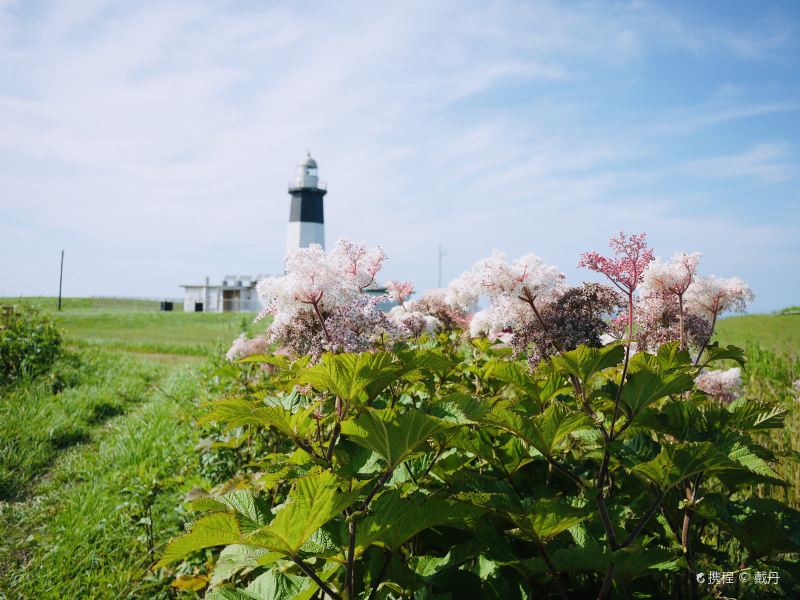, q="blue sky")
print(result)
[0,0,798,312]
